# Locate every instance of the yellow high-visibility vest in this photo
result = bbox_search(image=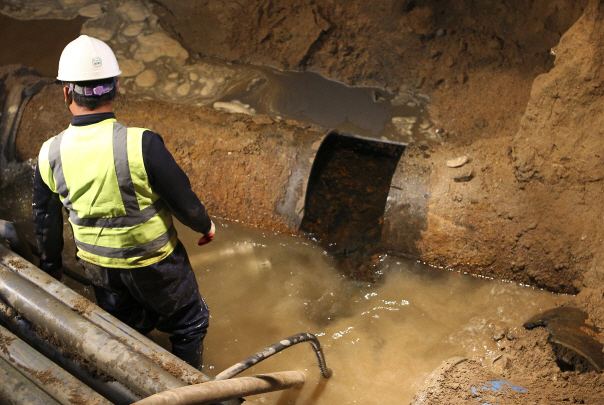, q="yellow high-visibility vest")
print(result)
[37,118,178,268]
